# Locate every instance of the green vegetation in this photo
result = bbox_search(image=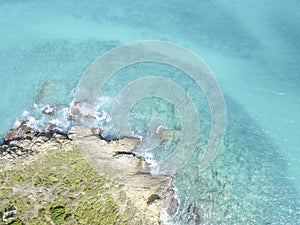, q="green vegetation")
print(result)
[0,146,132,224]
